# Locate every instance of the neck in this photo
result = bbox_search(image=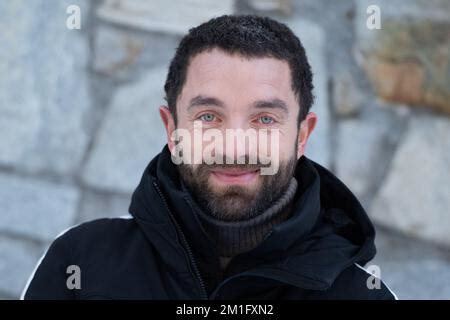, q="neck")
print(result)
[192,178,298,261]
